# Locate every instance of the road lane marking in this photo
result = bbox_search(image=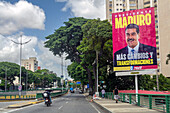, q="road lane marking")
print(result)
[59,106,63,109]
[90,103,101,113]
[66,101,68,104]
[4,102,43,113]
